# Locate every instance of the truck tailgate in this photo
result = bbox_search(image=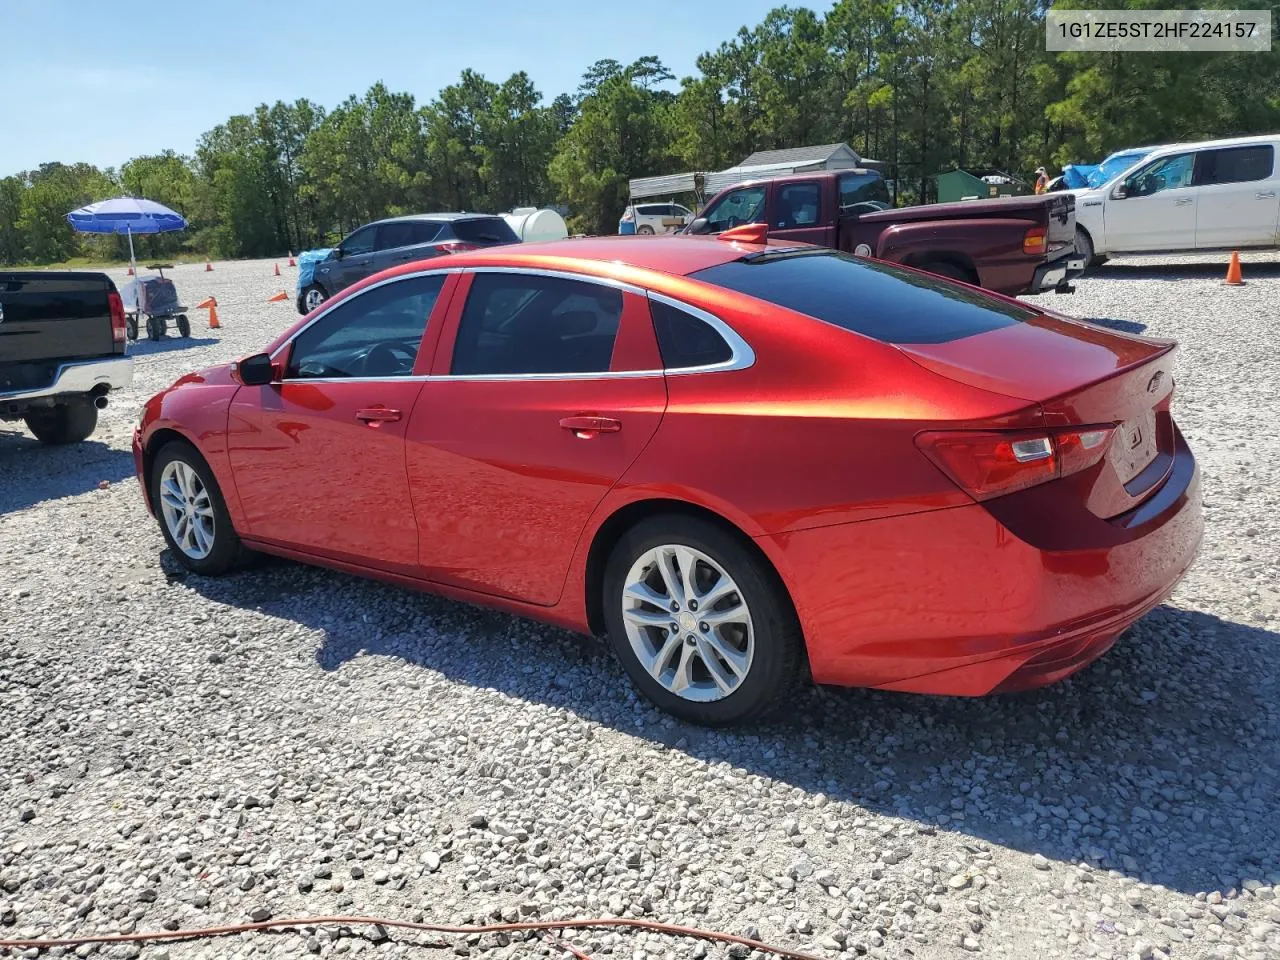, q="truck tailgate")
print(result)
[0,273,116,364]
[1040,192,1076,257]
